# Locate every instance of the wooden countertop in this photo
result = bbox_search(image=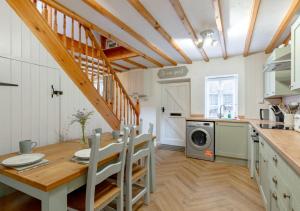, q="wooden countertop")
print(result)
[186,117,249,123]
[249,120,300,176]
[0,133,119,192]
[186,117,300,176]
